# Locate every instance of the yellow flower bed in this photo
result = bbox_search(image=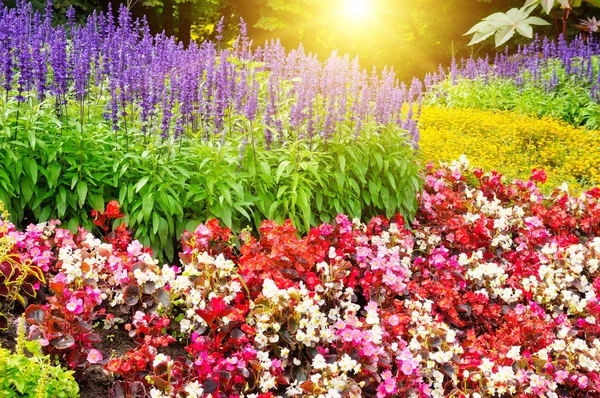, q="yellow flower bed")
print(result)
[418,106,600,191]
